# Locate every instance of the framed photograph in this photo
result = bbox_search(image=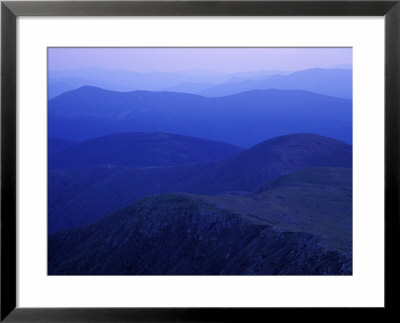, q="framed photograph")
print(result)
[1,0,399,321]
